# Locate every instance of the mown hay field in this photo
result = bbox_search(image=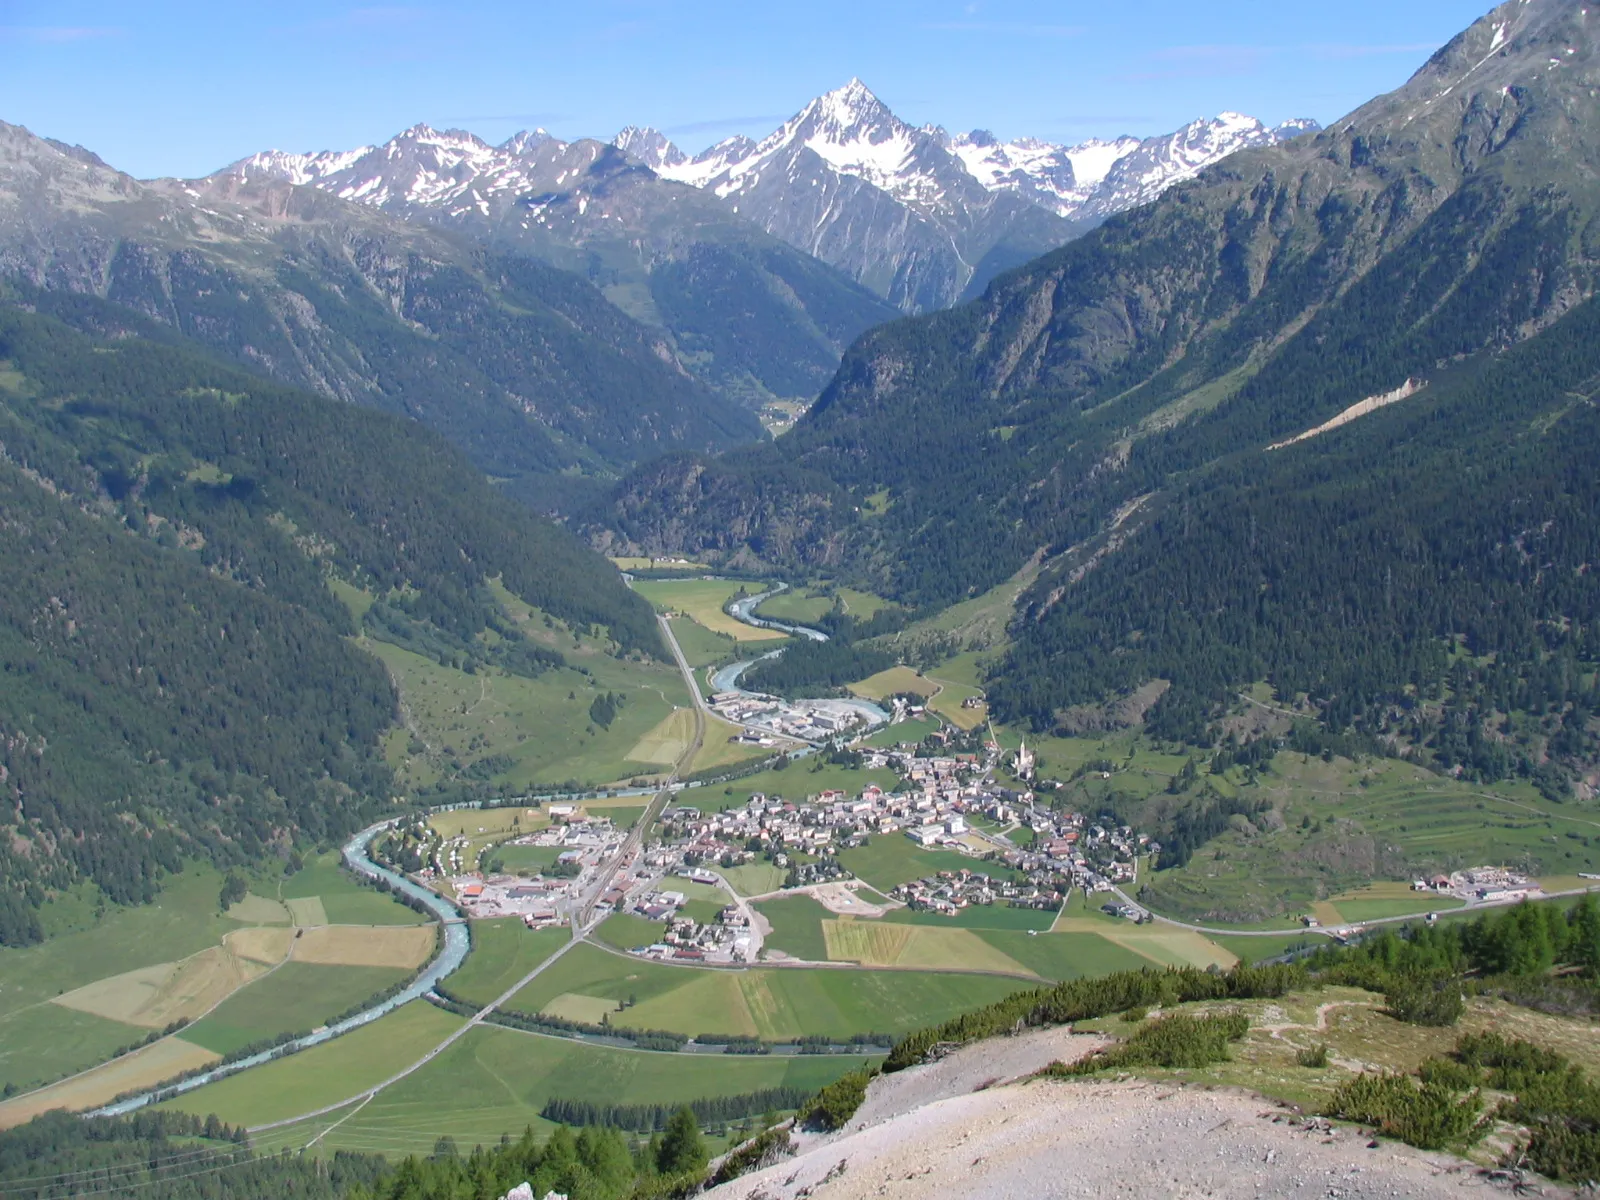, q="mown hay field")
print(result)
[631,579,786,643]
[0,1037,220,1129]
[157,1001,464,1129]
[52,946,267,1028]
[290,925,436,969]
